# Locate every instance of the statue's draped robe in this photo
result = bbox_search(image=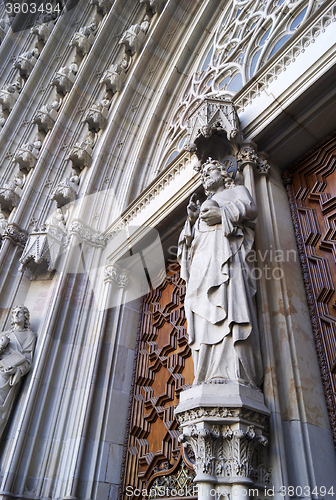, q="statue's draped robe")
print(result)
[178,185,263,386]
[0,329,36,437]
